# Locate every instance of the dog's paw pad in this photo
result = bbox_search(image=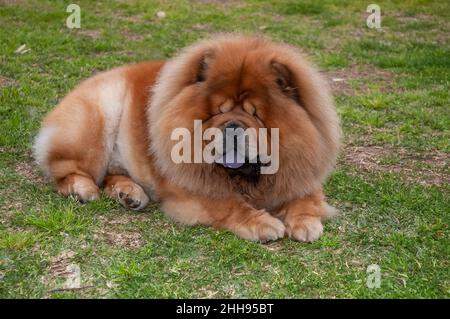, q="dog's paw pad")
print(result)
[118,191,146,211]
